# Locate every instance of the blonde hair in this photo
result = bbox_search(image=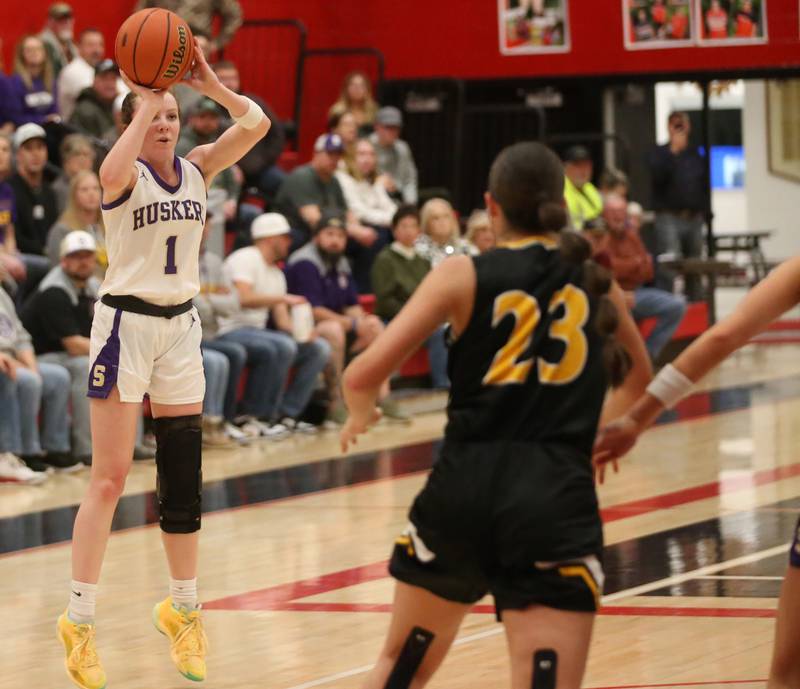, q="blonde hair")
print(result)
[59,170,105,232]
[465,210,491,244]
[328,71,378,125]
[60,133,94,160]
[14,34,54,93]
[420,198,460,244]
